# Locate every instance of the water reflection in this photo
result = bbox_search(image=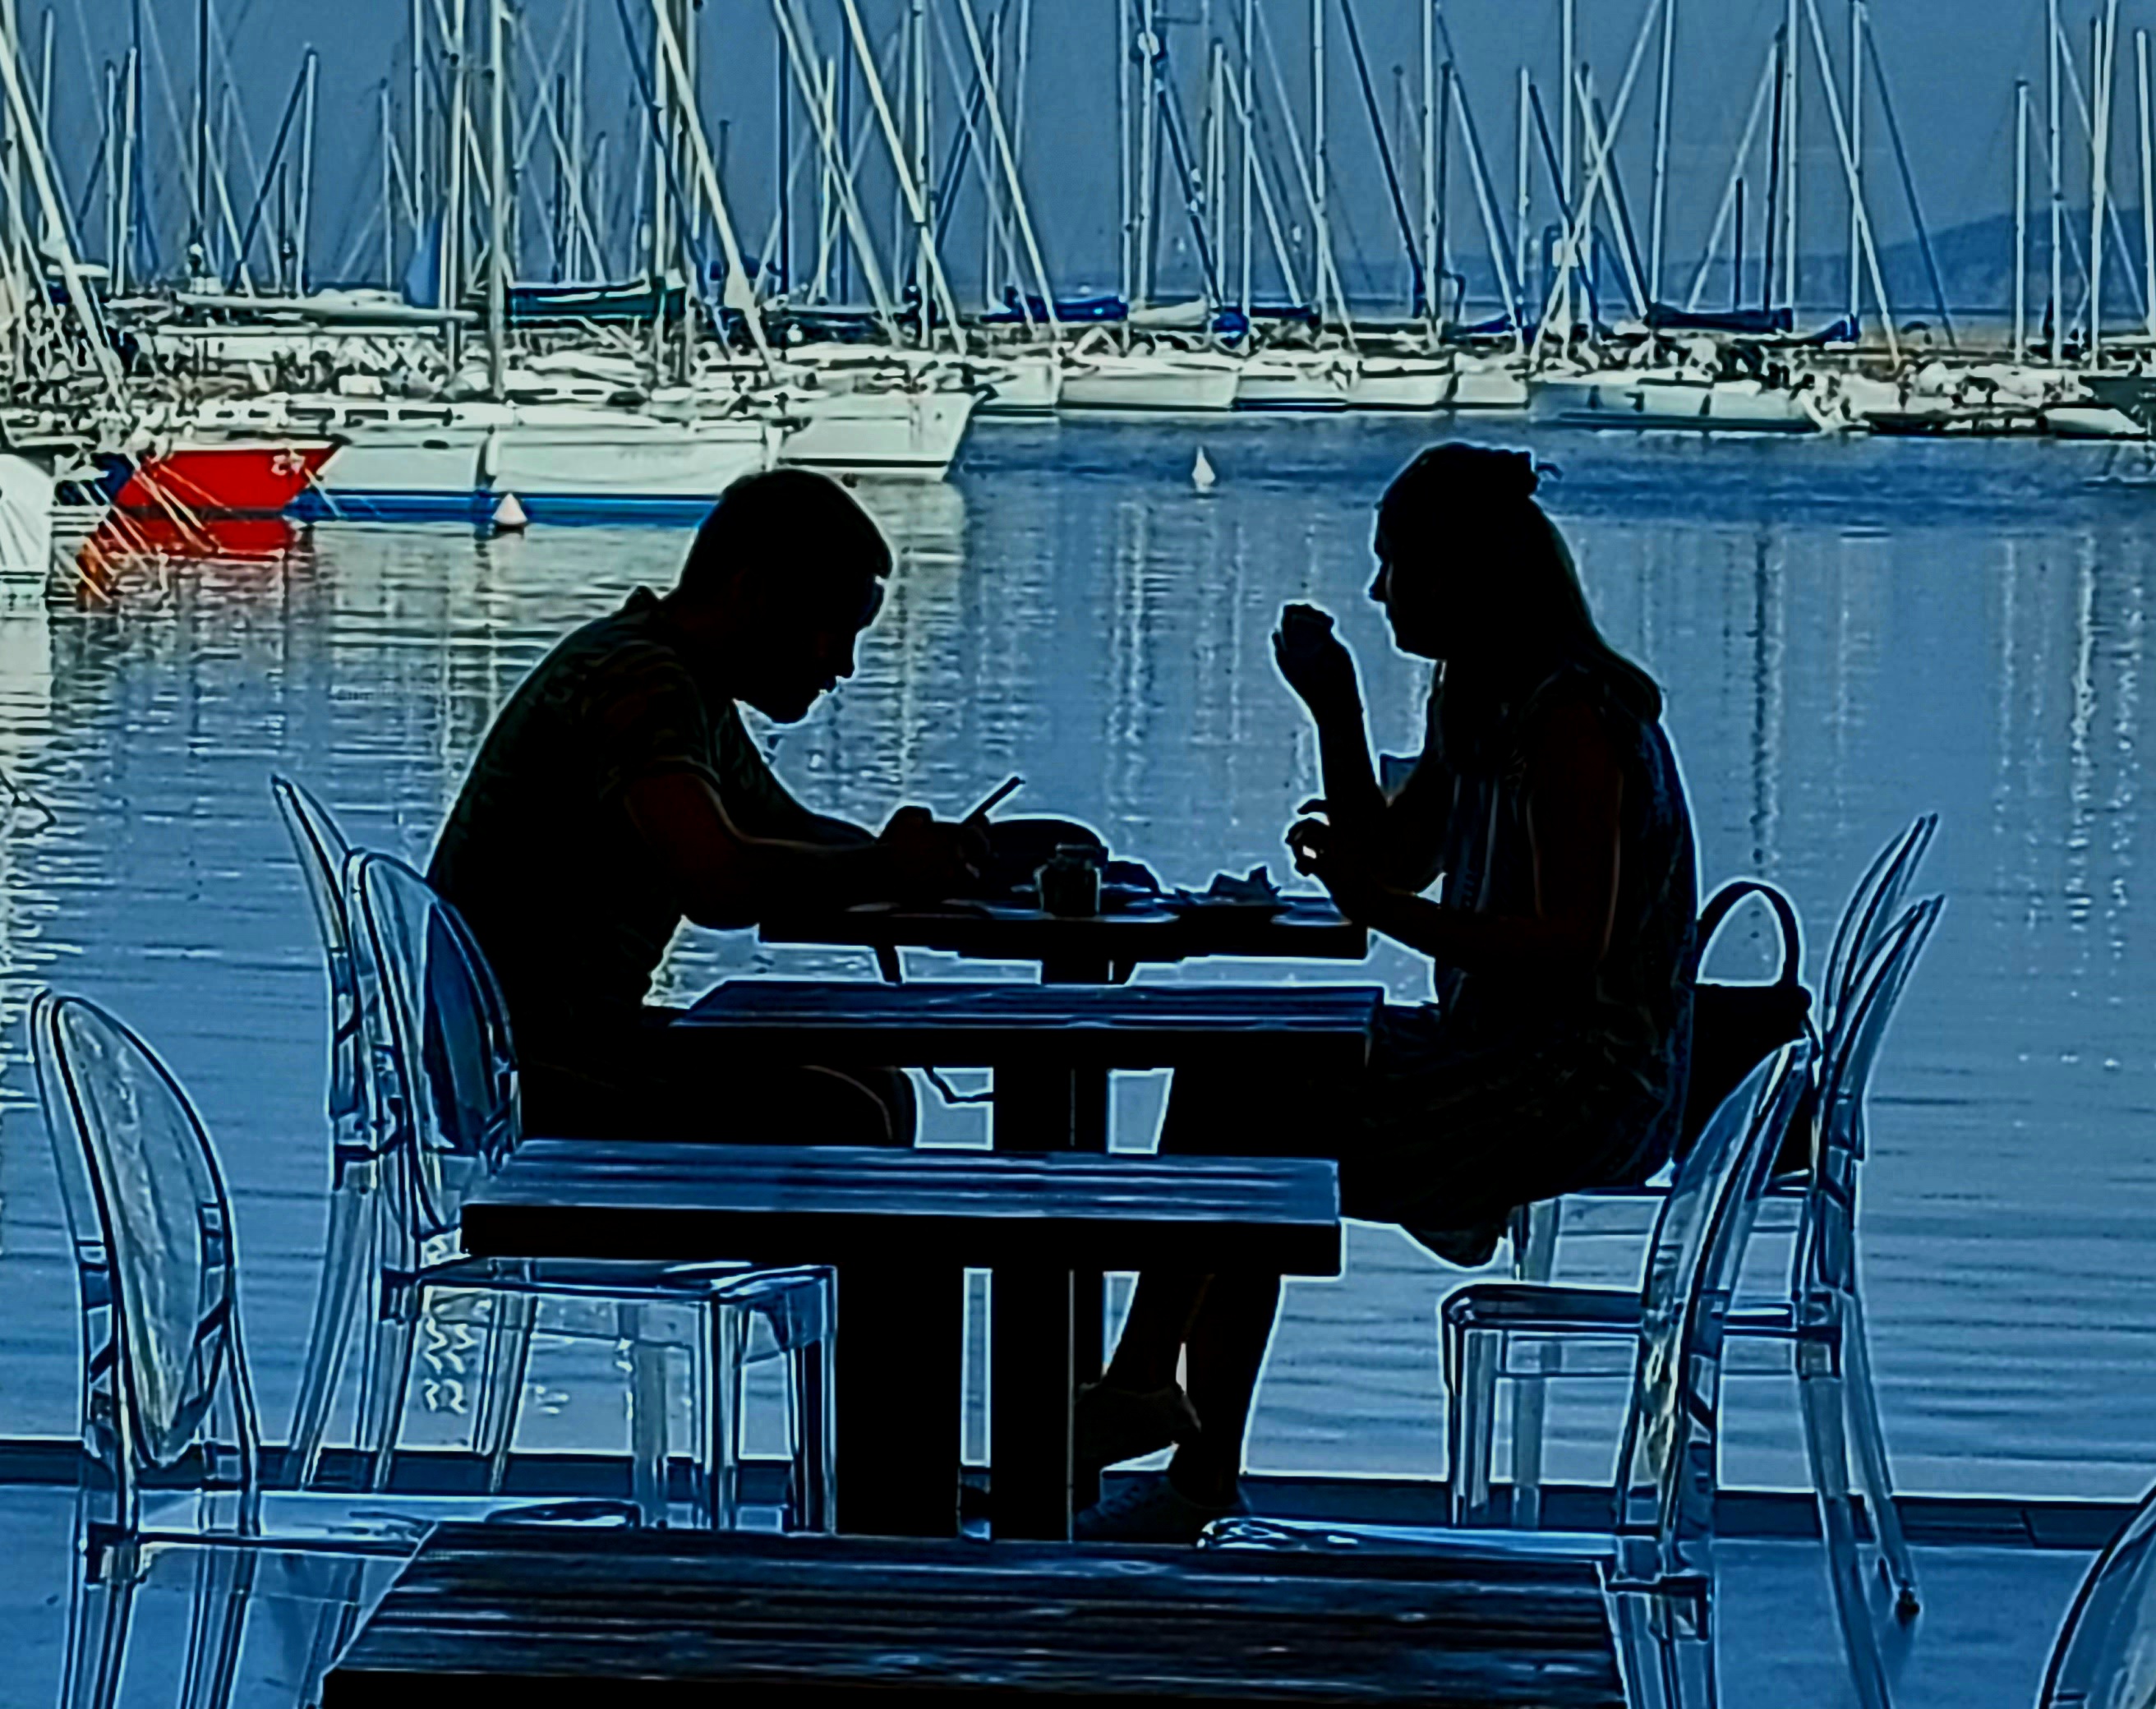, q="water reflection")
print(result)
[2,425,2156,1502]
